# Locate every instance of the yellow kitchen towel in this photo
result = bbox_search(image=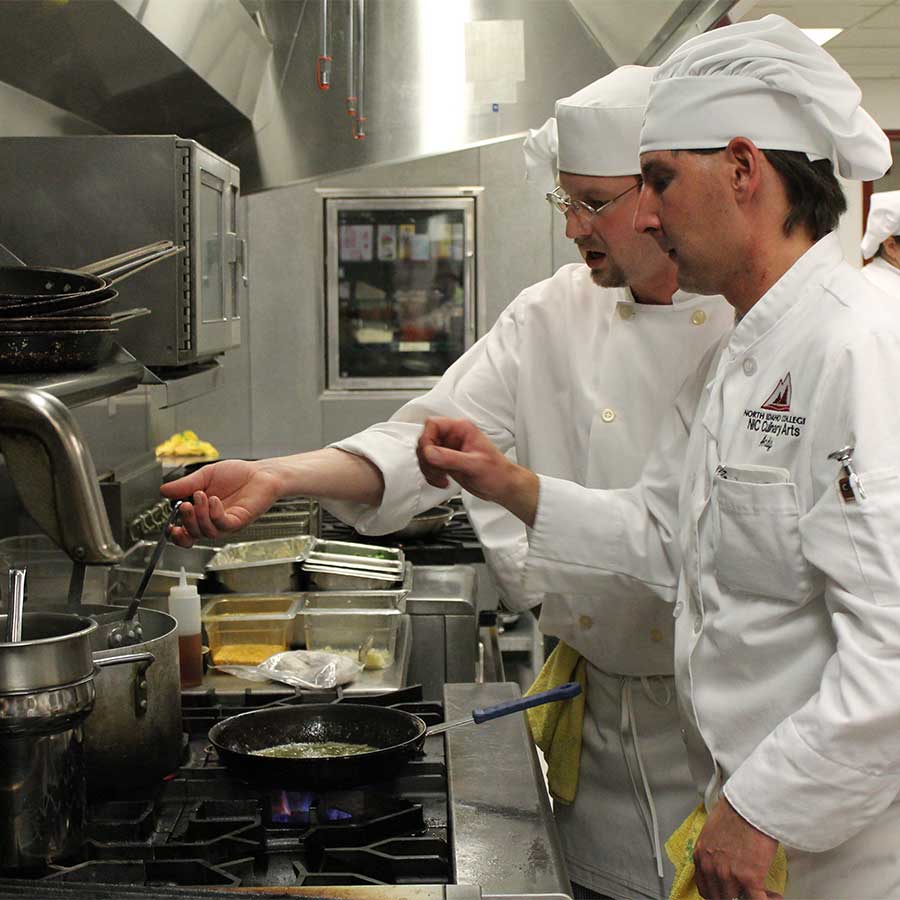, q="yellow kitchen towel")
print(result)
[666,803,788,900]
[524,641,586,805]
